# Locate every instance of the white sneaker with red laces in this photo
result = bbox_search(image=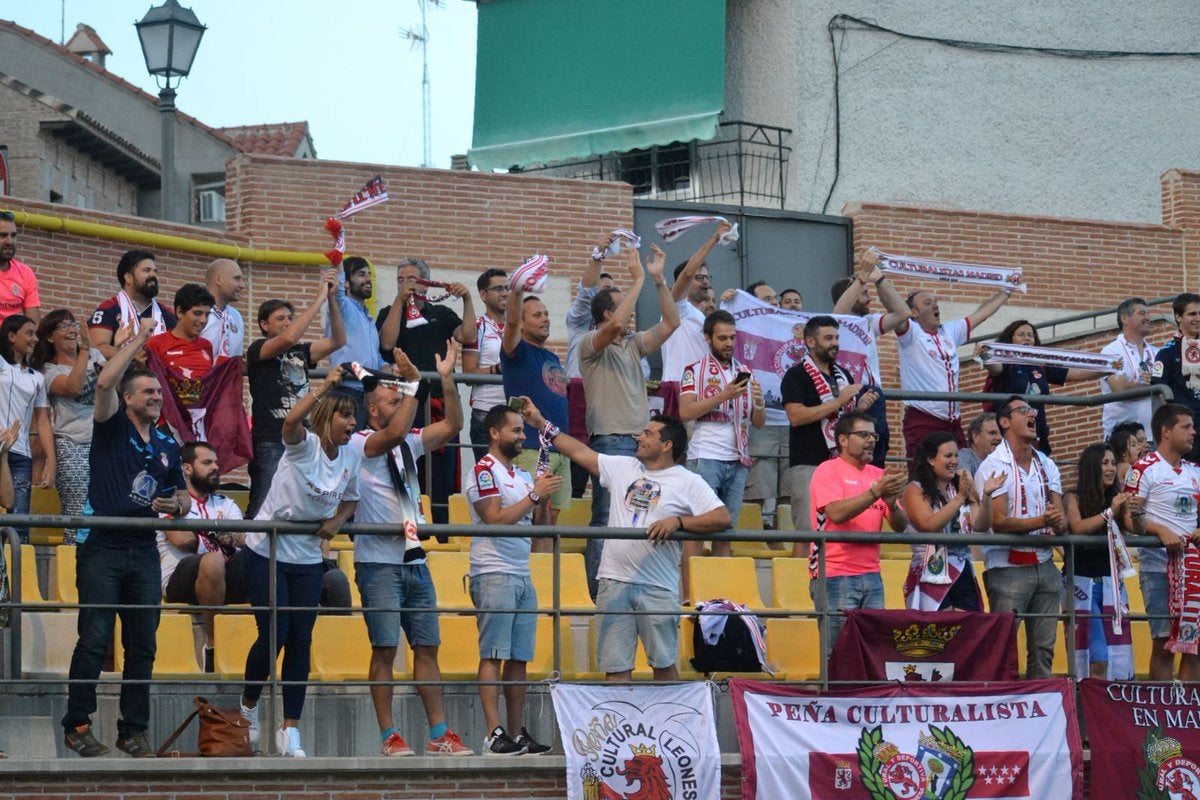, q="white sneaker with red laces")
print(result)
[426,730,474,756]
